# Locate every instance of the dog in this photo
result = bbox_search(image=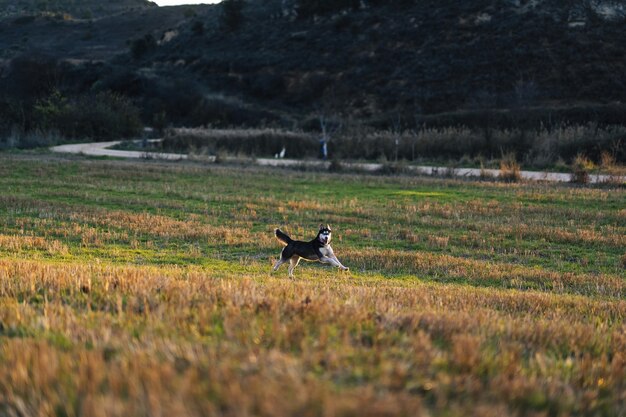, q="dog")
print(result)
[272,224,349,277]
